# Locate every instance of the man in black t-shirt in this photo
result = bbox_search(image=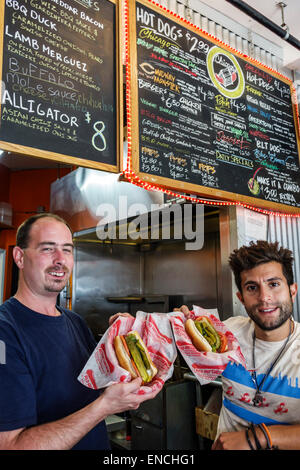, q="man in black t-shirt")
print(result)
[0,213,162,450]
